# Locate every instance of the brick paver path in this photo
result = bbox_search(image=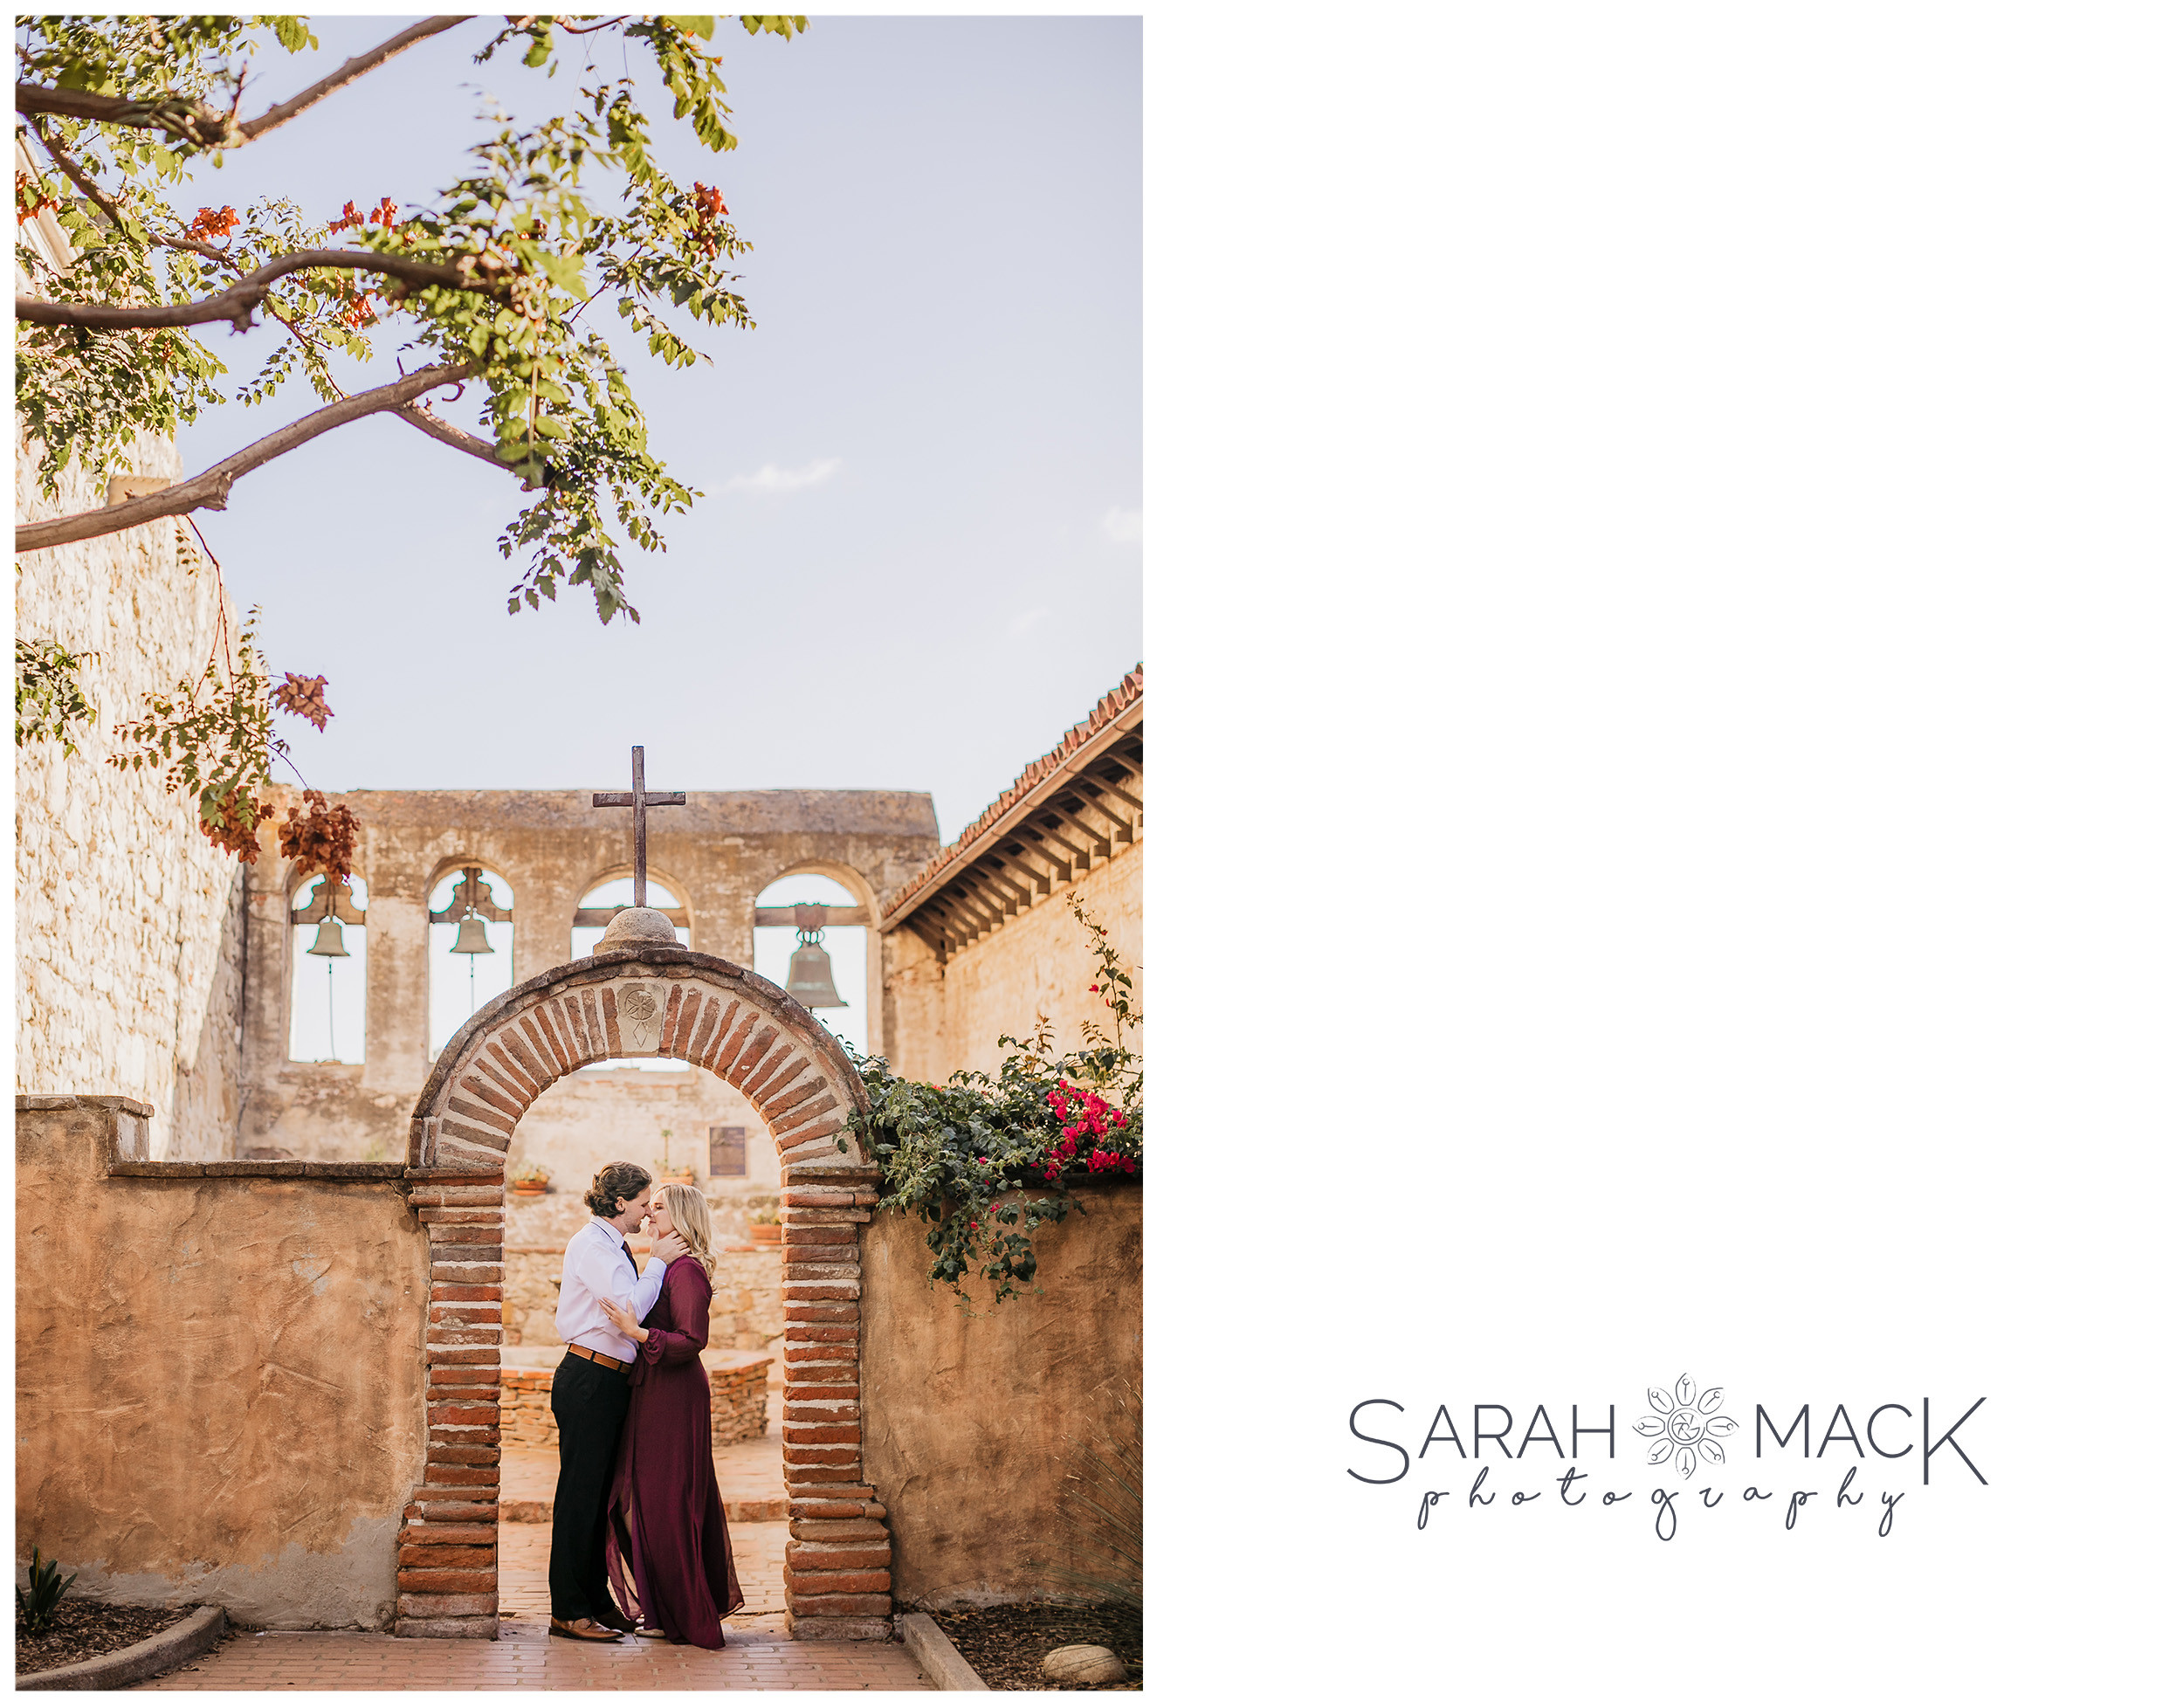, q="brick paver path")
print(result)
[140,1519,927,1691]
[138,1624,931,1691]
